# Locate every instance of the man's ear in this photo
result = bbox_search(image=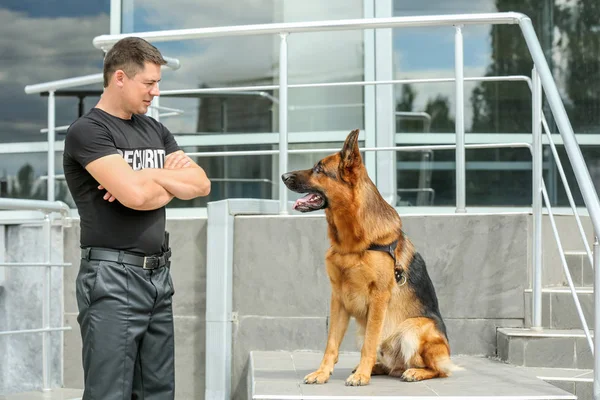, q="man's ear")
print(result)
[340,129,361,170]
[114,70,126,88]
